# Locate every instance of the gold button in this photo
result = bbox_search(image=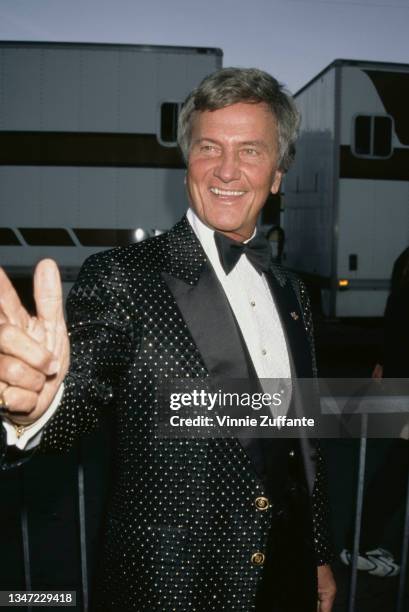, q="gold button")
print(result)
[254,496,269,511]
[251,552,265,566]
